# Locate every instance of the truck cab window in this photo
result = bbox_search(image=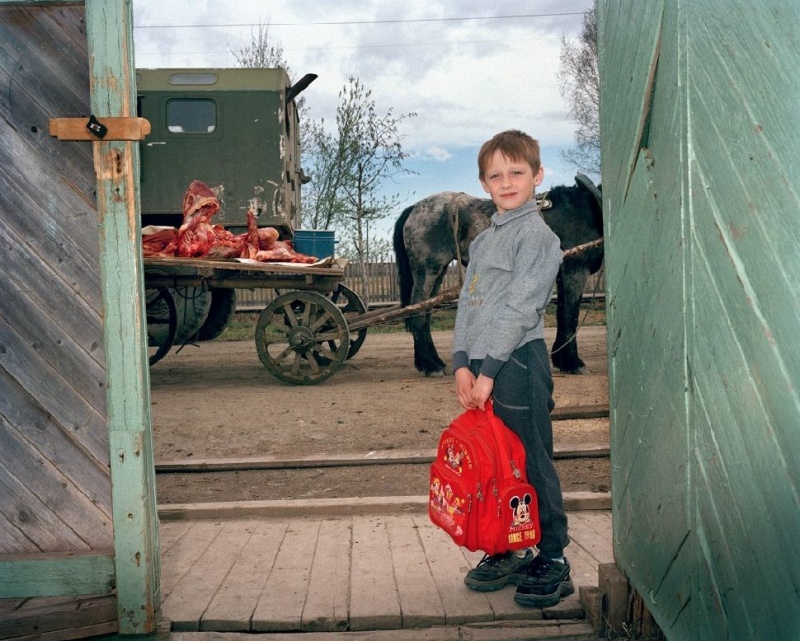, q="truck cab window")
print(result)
[166,99,216,133]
